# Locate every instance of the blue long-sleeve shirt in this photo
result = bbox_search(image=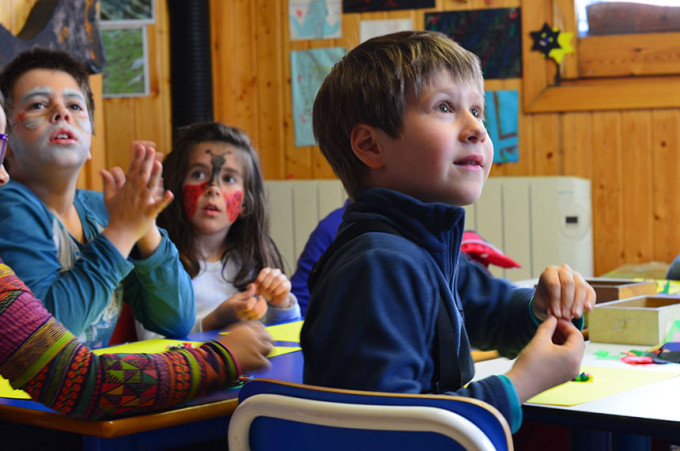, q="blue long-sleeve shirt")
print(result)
[0,180,195,347]
[290,200,348,316]
[301,187,539,433]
